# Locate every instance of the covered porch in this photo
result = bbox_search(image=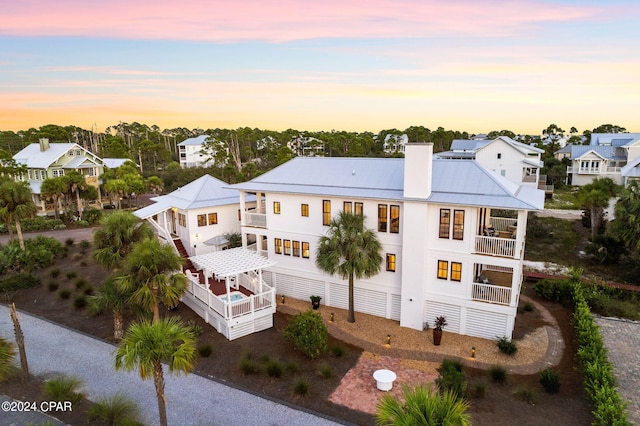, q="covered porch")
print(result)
[474,209,527,259]
[471,263,521,307]
[182,248,277,340]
